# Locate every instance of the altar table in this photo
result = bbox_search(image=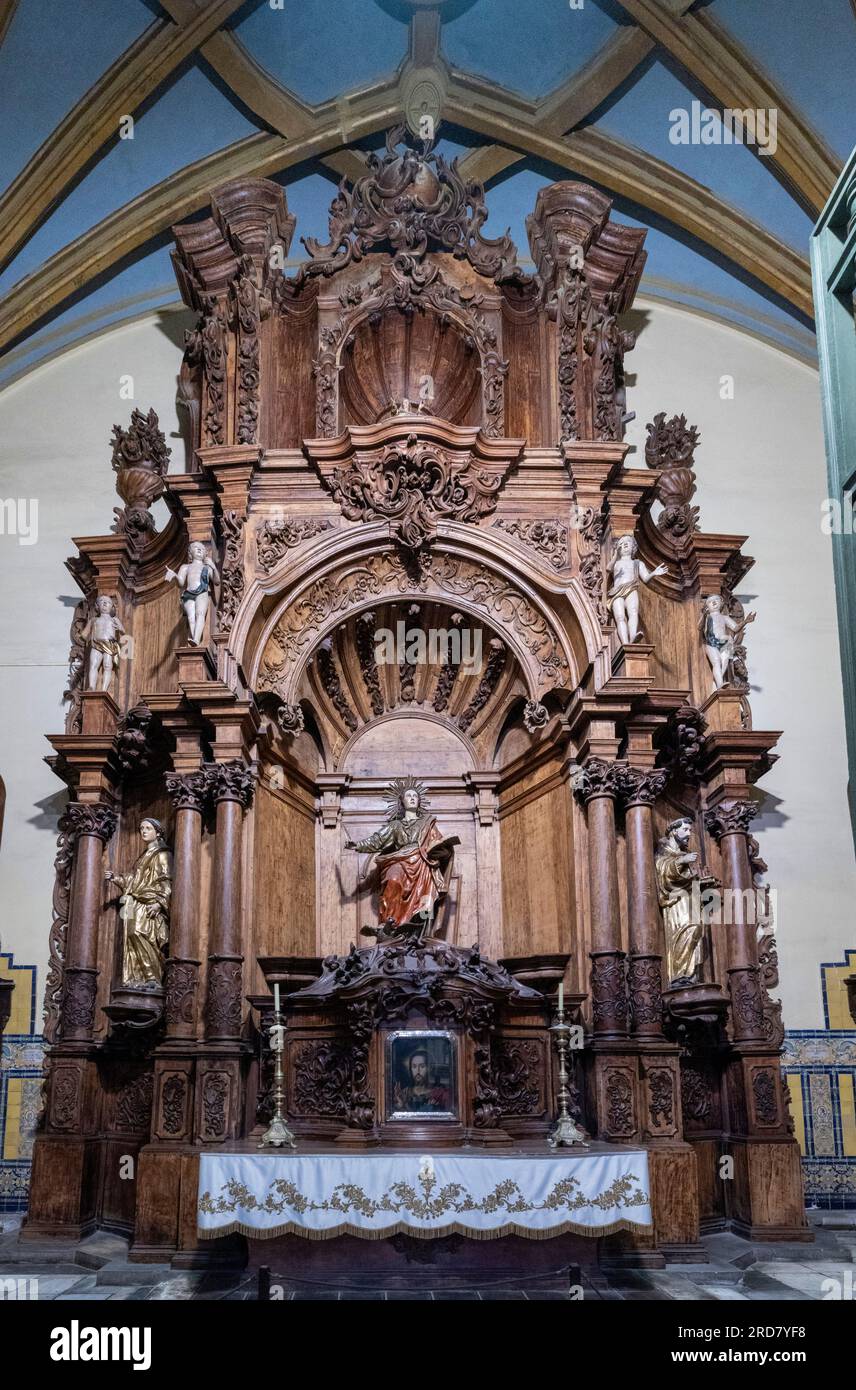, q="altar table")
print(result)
[197,1146,652,1241]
